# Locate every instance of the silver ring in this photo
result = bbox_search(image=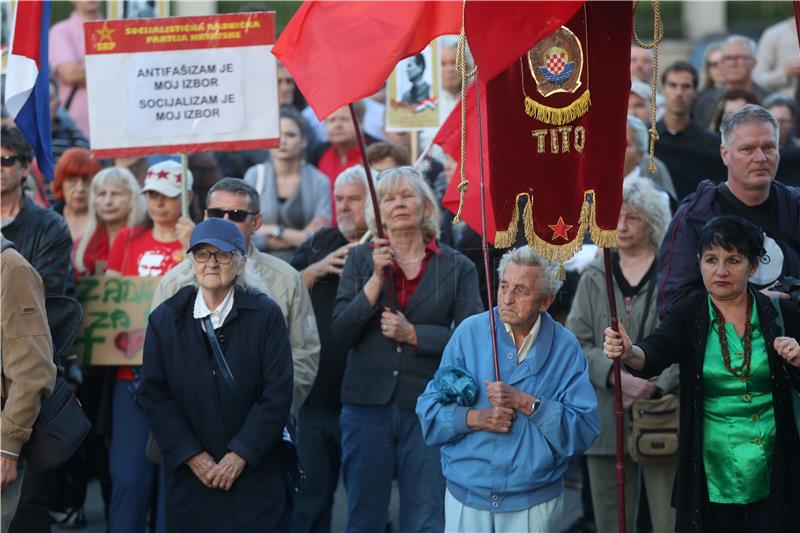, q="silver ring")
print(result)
[381,325,388,332]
